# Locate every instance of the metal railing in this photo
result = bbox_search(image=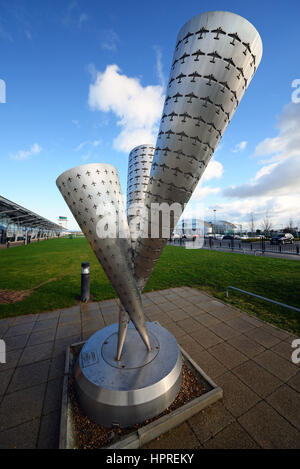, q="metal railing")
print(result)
[226,286,300,313]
